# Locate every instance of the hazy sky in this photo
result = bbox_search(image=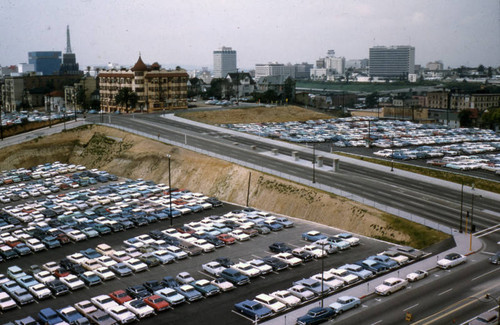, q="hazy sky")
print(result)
[1,0,499,70]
